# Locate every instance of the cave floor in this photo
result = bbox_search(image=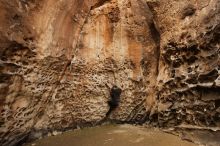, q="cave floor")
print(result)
[25,124,198,146]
